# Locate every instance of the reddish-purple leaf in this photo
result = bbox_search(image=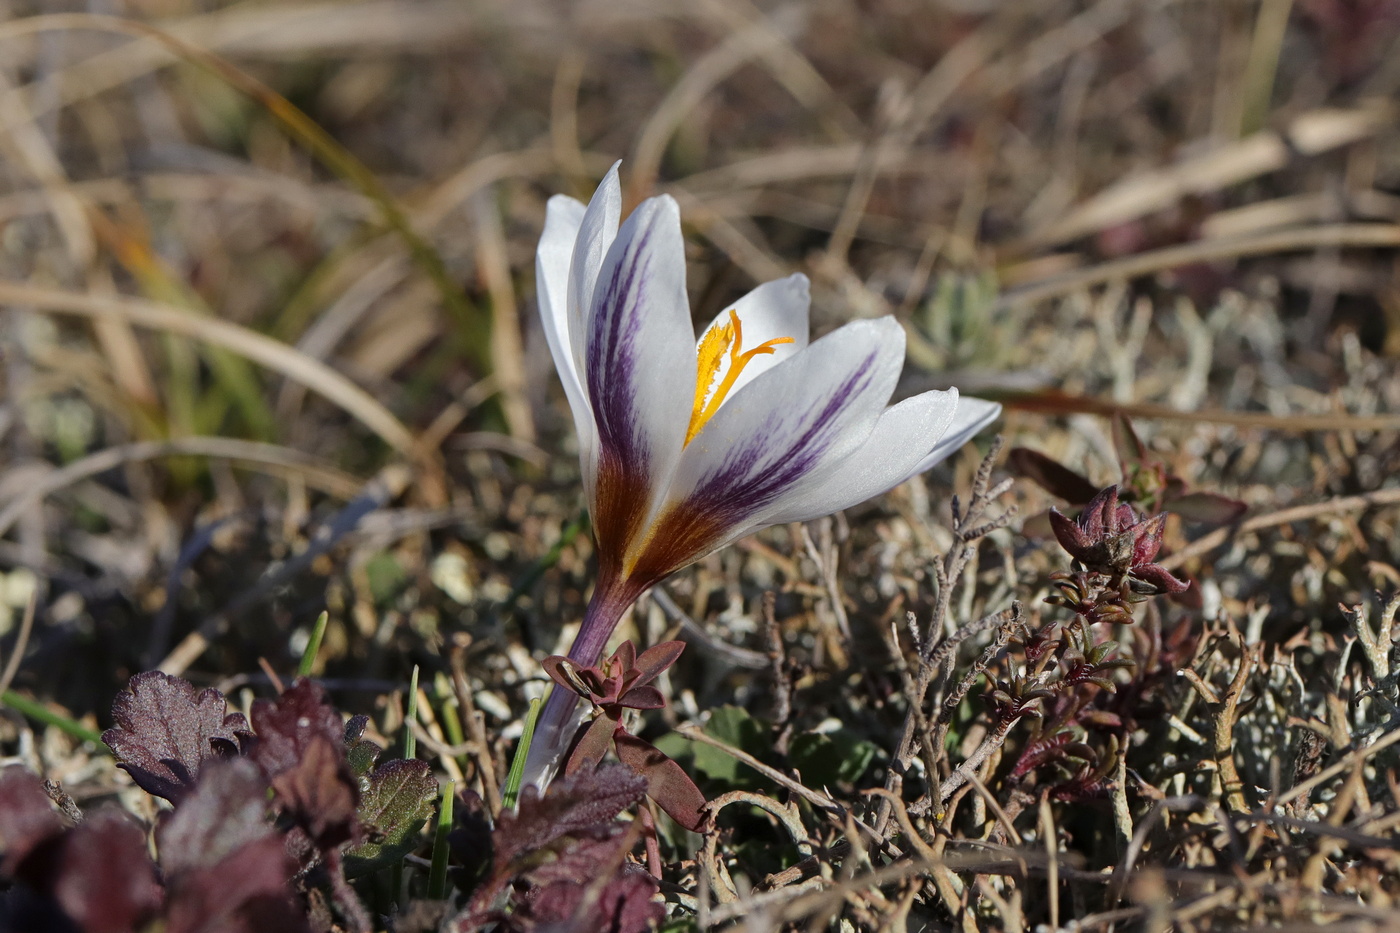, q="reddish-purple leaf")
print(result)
[612,732,706,832]
[1011,731,1080,779]
[611,640,637,675]
[1169,573,1204,609]
[527,867,662,933]
[269,735,360,850]
[563,715,617,776]
[0,777,161,933]
[492,765,646,870]
[157,763,305,933]
[1130,513,1168,566]
[516,829,627,893]
[164,834,309,933]
[1048,508,1090,558]
[542,655,588,697]
[0,767,63,875]
[248,680,344,777]
[593,870,665,933]
[630,641,684,688]
[463,766,647,920]
[1165,490,1248,526]
[250,680,359,851]
[1131,563,1190,595]
[156,757,272,878]
[615,685,665,711]
[1111,413,1148,472]
[103,671,251,803]
[1007,448,1099,504]
[49,811,162,933]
